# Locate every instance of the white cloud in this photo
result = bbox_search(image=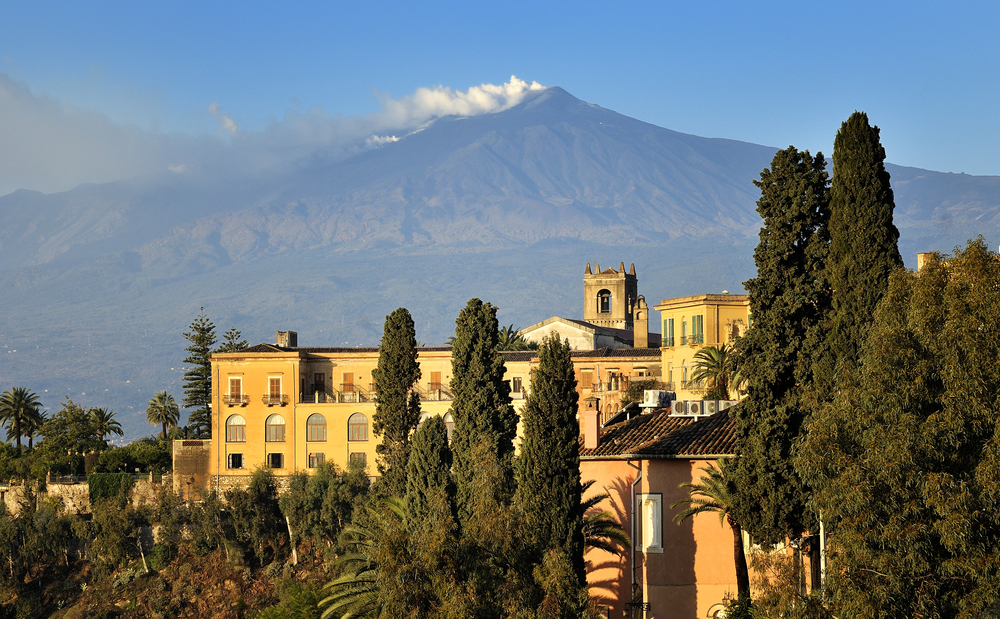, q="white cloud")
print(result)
[0,75,548,195]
